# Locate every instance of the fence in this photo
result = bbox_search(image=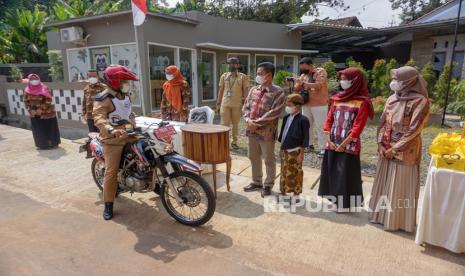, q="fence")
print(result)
[0,76,88,139]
